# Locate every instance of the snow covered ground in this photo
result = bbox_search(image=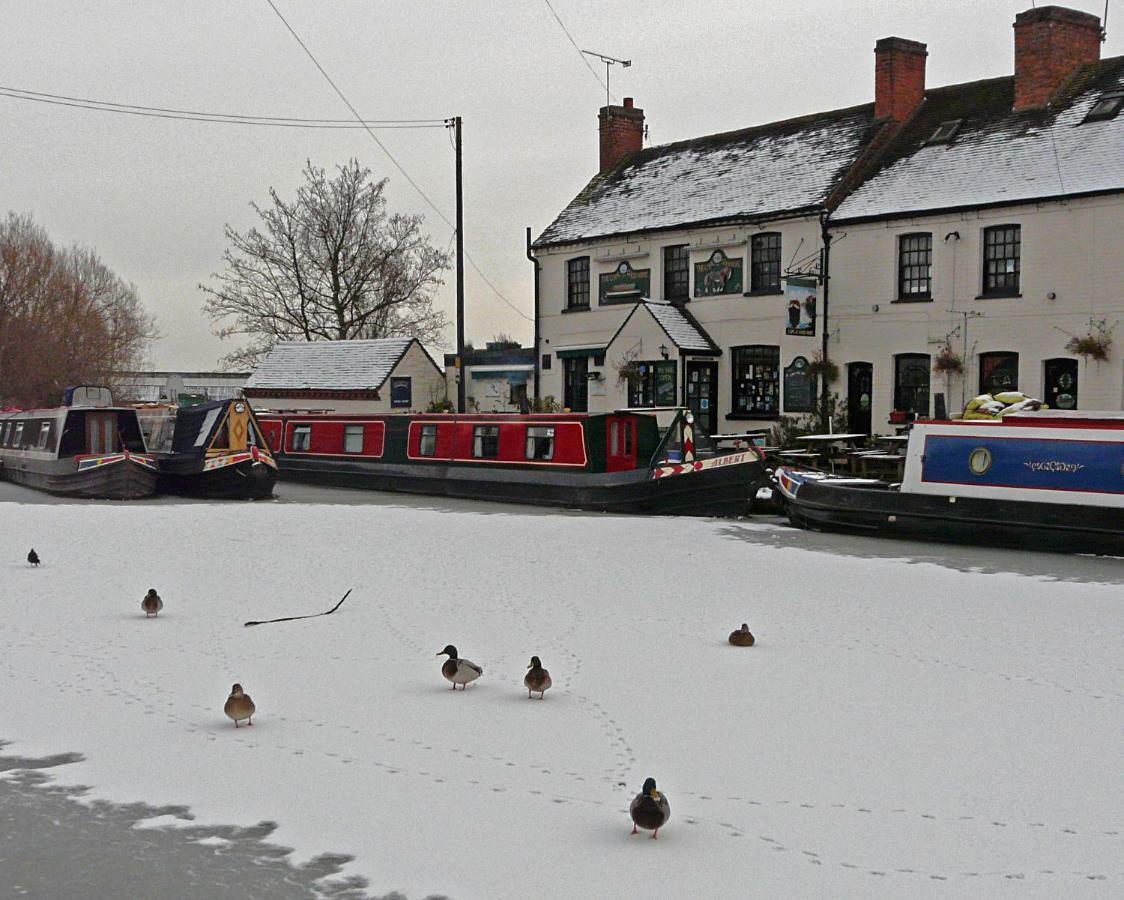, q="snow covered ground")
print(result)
[0,483,1121,898]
